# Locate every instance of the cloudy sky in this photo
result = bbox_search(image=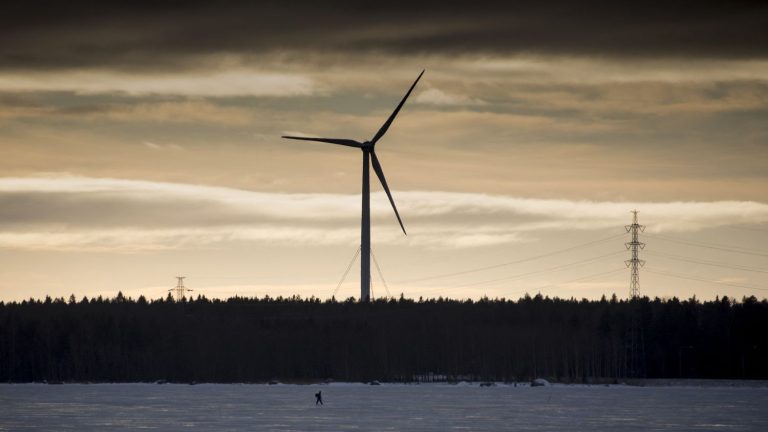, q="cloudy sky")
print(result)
[1,1,767,301]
